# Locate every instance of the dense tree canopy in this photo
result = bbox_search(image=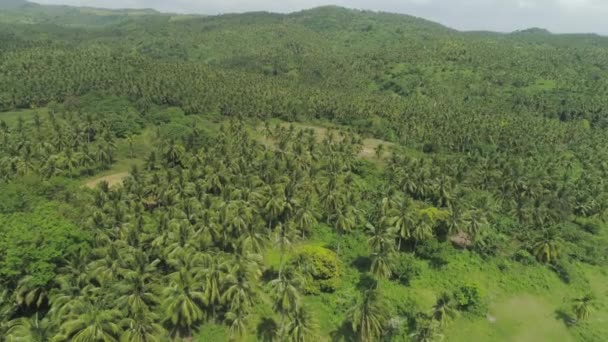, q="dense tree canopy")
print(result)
[0,2,607,341]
